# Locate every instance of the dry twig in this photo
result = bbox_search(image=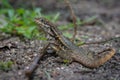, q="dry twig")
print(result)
[64,0,77,41]
[24,43,50,77]
[78,36,120,46]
